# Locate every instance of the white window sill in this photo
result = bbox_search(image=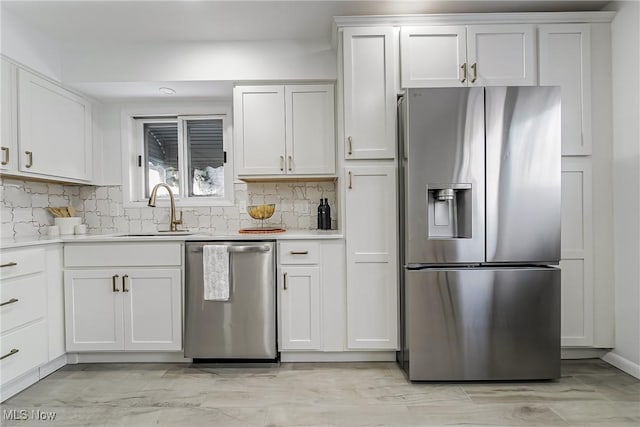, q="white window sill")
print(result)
[124,198,236,209]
